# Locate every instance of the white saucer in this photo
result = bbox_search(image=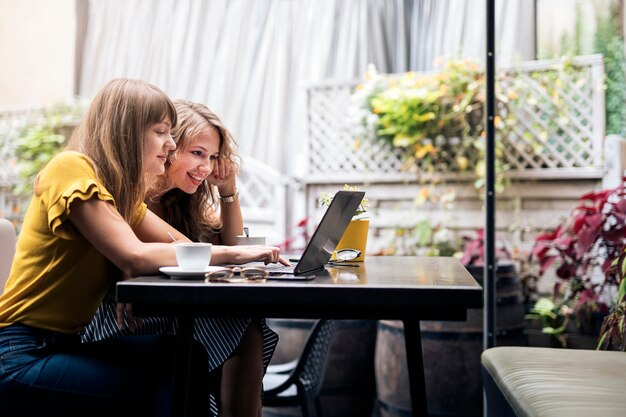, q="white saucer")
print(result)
[159,266,225,280]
